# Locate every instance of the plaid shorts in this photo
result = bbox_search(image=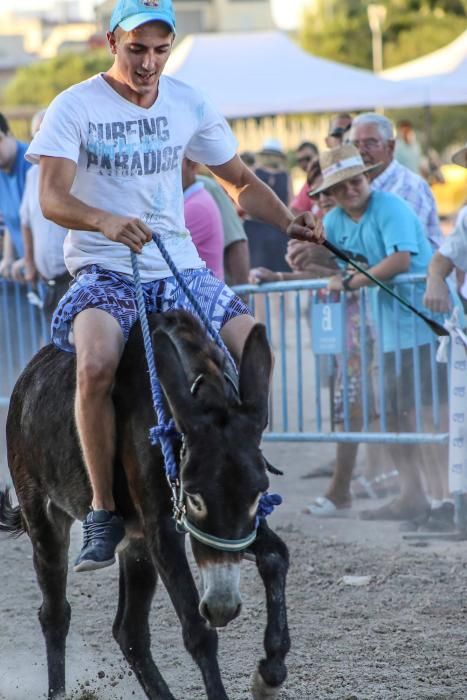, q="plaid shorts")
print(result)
[51,265,250,353]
